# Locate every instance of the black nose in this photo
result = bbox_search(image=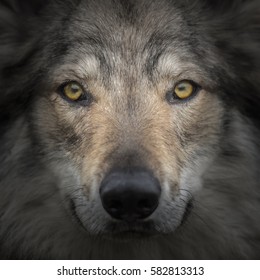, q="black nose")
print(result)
[100,168,161,222]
